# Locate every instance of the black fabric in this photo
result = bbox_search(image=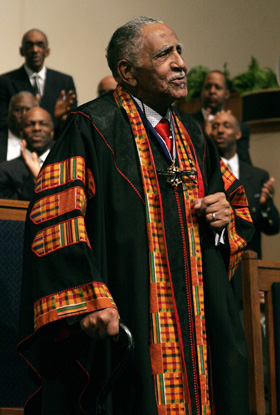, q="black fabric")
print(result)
[0,156,36,200]
[0,219,36,406]
[239,160,280,258]
[0,127,8,162]
[18,92,254,414]
[272,282,280,414]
